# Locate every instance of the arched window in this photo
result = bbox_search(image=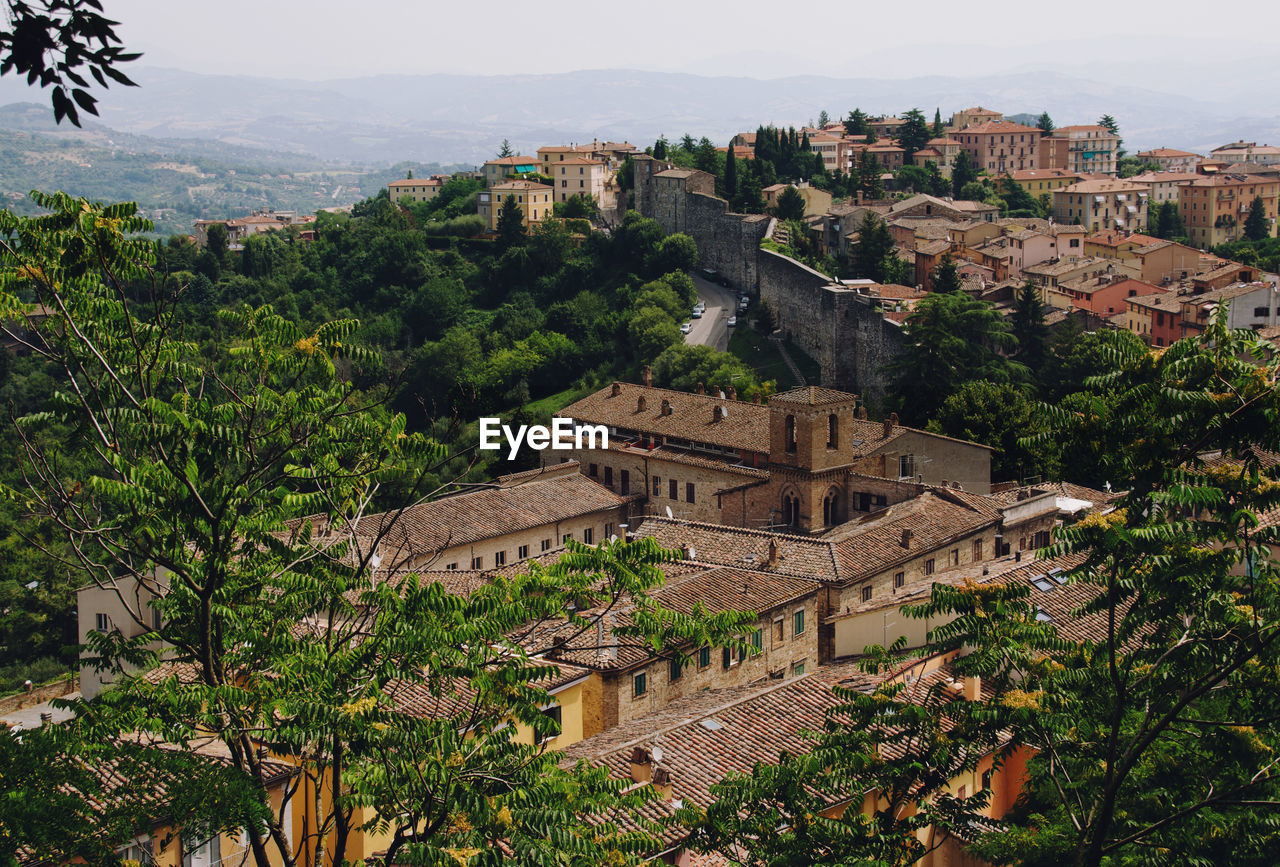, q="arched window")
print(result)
[785,414,797,453]
[827,413,838,449]
[782,492,800,528]
[823,488,840,527]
